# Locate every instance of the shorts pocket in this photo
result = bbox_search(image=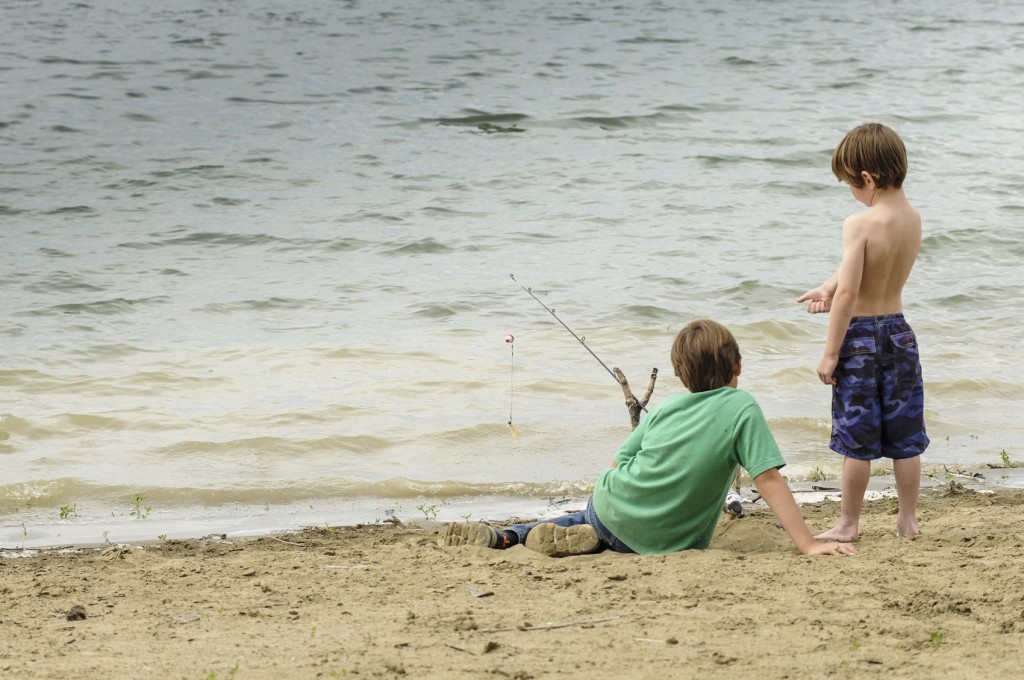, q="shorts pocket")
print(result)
[836,336,876,388]
[892,331,923,385]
